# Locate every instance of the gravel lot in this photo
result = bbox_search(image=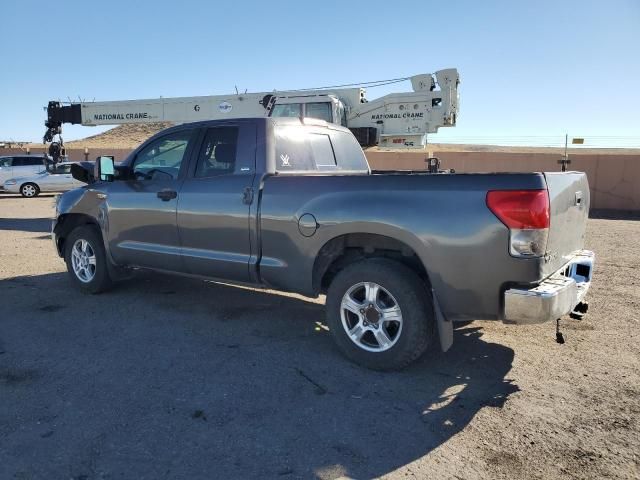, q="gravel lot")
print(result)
[1,194,638,479]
